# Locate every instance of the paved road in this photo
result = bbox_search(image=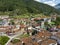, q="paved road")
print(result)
[32,28,41,32]
[5,31,24,45]
[5,28,41,45]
